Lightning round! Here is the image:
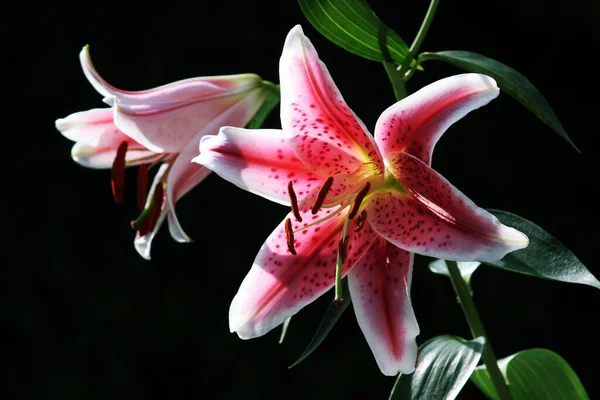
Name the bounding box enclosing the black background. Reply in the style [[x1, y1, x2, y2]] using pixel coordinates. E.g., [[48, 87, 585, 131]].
[[6, 0, 600, 399]]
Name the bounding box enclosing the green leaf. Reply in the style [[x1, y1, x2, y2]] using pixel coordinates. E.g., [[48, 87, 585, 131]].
[[390, 335, 485, 400], [486, 210, 599, 290], [289, 279, 351, 368], [298, 0, 411, 64], [246, 81, 280, 129], [418, 51, 578, 151], [471, 349, 589, 400], [429, 259, 480, 290]]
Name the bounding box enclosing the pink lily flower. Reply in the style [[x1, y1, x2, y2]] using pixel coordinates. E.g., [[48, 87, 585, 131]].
[[56, 46, 267, 259], [195, 25, 529, 376]]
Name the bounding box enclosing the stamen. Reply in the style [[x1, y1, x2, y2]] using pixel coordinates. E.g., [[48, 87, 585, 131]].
[[338, 237, 348, 262], [354, 210, 368, 232], [285, 218, 297, 255], [311, 176, 334, 214], [293, 204, 350, 234], [287, 181, 302, 222], [111, 141, 128, 204], [137, 164, 149, 211], [131, 183, 164, 236], [348, 182, 371, 220]]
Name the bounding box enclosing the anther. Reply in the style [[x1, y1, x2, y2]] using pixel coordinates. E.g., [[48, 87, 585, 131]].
[[348, 182, 371, 220], [285, 218, 297, 255], [353, 210, 368, 232], [287, 181, 302, 222], [137, 164, 149, 211], [311, 176, 334, 214], [338, 237, 348, 262], [111, 141, 128, 204]]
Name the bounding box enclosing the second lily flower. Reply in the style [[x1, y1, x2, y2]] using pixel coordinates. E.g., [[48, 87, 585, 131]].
[[56, 46, 270, 259], [195, 25, 528, 376]]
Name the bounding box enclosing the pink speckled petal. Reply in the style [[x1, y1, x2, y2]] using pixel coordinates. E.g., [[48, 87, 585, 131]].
[[375, 74, 499, 165], [229, 207, 377, 339], [367, 152, 528, 262], [55, 108, 159, 169], [195, 127, 320, 206], [164, 92, 265, 243], [80, 45, 265, 153], [348, 240, 419, 376], [280, 25, 384, 177]]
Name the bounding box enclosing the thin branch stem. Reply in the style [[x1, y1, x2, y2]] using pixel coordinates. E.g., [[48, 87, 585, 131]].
[[445, 260, 513, 400], [383, 62, 407, 101], [398, 0, 440, 76]]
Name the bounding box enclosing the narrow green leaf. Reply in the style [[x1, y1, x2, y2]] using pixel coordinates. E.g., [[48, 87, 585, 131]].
[[418, 51, 578, 151], [289, 279, 351, 368], [486, 210, 599, 289], [471, 349, 589, 400], [429, 259, 480, 290], [246, 81, 280, 129], [390, 335, 485, 400], [298, 0, 410, 64]]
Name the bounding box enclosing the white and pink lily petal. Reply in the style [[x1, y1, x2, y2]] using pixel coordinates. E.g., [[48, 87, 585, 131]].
[[55, 108, 162, 169], [279, 26, 384, 178], [374, 73, 502, 166], [348, 240, 419, 376], [80, 45, 266, 153]]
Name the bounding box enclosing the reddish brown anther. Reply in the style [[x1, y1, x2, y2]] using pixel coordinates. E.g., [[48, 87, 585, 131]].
[[285, 218, 297, 255], [110, 141, 128, 204], [137, 164, 149, 211], [338, 237, 348, 261], [348, 181, 371, 220], [353, 210, 368, 232], [311, 176, 334, 214], [287, 181, 302, 222]]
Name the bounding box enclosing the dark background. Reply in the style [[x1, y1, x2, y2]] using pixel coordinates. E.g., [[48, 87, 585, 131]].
[[6, 0, 599, 399]]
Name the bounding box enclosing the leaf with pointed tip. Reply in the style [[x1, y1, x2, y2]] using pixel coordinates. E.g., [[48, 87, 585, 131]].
[[298, 0, 411, 64], [418, 51, 578, 151], [390, 335, 485, 400], [471, 348, 589, 399], [429, 259, 480, 290], [289, 279, 351, 368], [486, 210, 599, 289], [246, 82, 280, 129]]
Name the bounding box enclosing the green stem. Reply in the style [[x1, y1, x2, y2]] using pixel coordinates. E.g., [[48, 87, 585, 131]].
[[334, 218, 351, 304], [398, 0, 439, 76], [383, 62, 407, 101], [446, 260, 513, 400]]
